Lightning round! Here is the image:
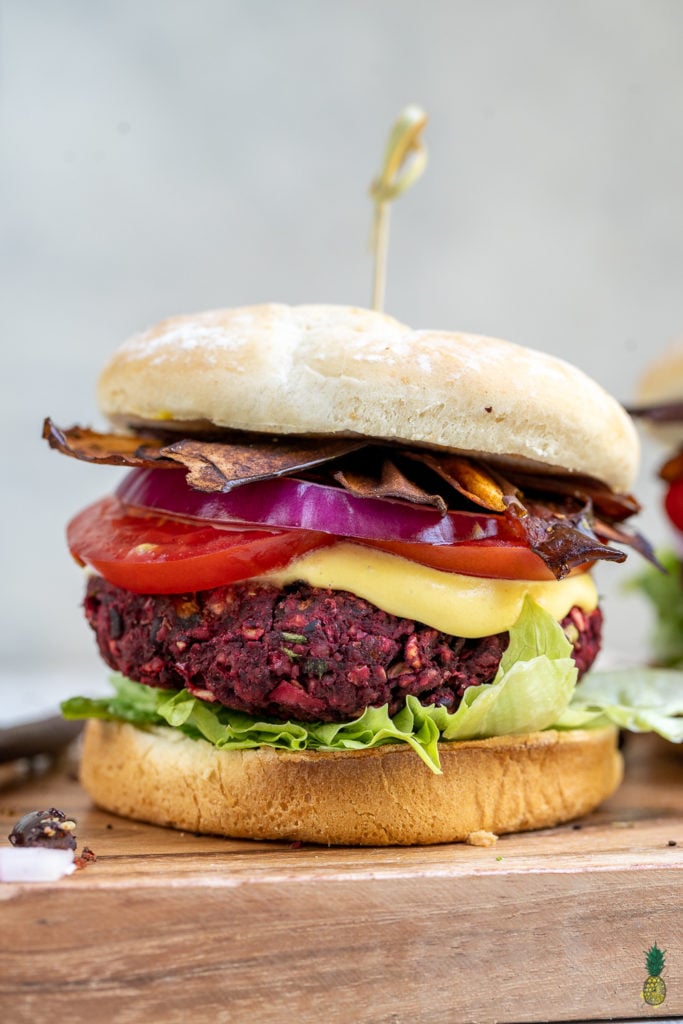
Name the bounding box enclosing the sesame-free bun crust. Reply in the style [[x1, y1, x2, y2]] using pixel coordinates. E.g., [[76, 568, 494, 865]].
[[80, 720, 622, 846], [97, 304, 639, 492]]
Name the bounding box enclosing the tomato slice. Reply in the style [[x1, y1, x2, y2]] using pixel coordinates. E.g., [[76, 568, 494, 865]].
[[665, 478, 683, 533], [363, 537, 555, 581], [67, 494, 554, 594], [67, 497, 334, 594]]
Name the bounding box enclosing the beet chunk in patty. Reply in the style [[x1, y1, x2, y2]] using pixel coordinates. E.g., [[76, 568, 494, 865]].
[[84, 576, 602, 723]]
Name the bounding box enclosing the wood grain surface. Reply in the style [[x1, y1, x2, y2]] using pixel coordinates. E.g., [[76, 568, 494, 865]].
[[1, 732, 682, 1024]]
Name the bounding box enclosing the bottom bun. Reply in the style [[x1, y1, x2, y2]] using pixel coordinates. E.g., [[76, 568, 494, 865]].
[[79, 720, 623, 846]]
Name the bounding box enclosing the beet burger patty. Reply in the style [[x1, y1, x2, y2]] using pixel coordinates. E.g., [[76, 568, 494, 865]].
[[85, 576, 603, 722]]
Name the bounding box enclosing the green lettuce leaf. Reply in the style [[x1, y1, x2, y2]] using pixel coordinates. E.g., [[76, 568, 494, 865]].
[[61, 674, 162, 725], [418, 594, 578, 740], [557, 667, 683, 742], [61, 596, 579, 773], [62, 680, 447, 772], [628, 549, 683, 666]]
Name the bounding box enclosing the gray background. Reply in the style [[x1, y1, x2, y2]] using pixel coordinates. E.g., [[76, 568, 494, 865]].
[[2, 0, 683, 697]]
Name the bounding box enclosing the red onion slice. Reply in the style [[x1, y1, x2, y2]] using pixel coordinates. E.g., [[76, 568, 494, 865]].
[[116, 468, 519, 547]]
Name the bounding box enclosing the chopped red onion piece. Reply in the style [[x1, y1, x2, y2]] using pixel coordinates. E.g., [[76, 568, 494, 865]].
[[0, 847, 75, 882]]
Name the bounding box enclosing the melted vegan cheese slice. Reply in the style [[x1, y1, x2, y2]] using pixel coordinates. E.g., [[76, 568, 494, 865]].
[[262, 542, 598, 638]]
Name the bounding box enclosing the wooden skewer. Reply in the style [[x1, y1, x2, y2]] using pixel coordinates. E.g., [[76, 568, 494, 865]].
[[368, 105, 428, 312]]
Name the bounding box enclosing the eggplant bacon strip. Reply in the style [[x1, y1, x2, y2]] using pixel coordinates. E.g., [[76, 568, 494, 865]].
[[401, 450, 508, 512], [42, 419, 365, 491], [333, 457, 448, 514], [43, 419, 174, 467], [514, 502, 626, 579], [627, 401, 683, 423], [593, 517, 660, 569], [44, 419, 657, 578]]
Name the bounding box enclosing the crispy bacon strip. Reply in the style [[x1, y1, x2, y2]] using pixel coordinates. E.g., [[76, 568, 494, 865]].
[[503, 467, 640, 522], [44, 418, 656, 576], [333, 457, 447, 513], [516, 503, 627, 579], [159, 436, 365, 491], [43, 419, 174, 467], [402, 451, 508, 512], [512, 501, 659, 579], [43, 419, 365, 491]]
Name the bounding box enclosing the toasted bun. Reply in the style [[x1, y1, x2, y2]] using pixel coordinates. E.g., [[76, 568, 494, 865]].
[[97, 304, 638, 492], [80, 720, 622, 846], [636, 335, 683, 446]]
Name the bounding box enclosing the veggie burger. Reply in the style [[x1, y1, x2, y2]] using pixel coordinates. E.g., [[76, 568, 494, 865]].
[[630, 336, 683, 666], [47, 303, 649, 845]]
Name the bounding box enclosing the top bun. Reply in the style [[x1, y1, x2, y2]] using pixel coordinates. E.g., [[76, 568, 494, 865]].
[[636, 335, 683, 447], [98, 304, 639, 492]]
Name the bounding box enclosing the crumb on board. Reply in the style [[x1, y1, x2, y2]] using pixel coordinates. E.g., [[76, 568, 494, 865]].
[[465, 830, 499, 847], [74, 846, 97, 870]]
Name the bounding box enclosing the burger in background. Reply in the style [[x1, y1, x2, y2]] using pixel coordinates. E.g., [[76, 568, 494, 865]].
[[630, 337, 683, 667], [45, 304, 678, 845]]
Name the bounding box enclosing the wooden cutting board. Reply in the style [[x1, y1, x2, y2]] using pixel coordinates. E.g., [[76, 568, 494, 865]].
[[1, 732, 682, 1024]]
